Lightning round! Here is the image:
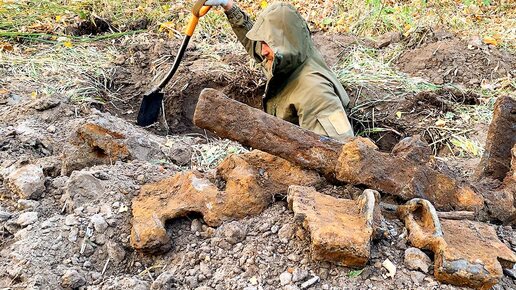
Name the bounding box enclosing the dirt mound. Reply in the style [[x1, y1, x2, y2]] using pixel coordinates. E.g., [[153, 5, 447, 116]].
[[396, 38, 514, 87]]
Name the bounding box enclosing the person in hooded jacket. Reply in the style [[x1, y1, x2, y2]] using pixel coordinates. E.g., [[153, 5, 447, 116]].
[[205, 0, 354, 140]]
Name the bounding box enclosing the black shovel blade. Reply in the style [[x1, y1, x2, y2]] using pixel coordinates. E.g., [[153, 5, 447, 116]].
[[137, 90, 164, 126]]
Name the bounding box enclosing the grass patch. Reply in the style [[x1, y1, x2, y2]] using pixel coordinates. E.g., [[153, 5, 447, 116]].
[[1, 0, 514, 51], [0, 43, 119, 104], [191, 138, 248, 172]]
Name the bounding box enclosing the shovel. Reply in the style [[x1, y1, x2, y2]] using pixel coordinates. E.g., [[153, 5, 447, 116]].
[[137, 0, 211, 126]]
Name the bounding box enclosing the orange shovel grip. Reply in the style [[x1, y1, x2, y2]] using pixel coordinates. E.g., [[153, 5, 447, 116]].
[[185, 5, 211, 36]]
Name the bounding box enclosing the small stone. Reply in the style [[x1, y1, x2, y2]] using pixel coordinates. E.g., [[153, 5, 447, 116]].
[[185, 276, 198, 288], [382, 258, 397, 278], [222, 221, 247, 244], [300, 276, 320, 289], [68, 227, 79, 242], [17, 199, 40, 210], [32, 98, 60, 111], [287, 253, 300, 262], [107, 241, 126, 264], [284, 286, 300, 290], [64, 214, 79, 226], [278, 224, 294, 243], [410, 271, 426, 285], [61, 269, 86, 289], [504, 268, 516, 279], [91, 271, 102, 281], [271, 225, 279, 234], [47, 125, 56, 133], [151, 271, 177, 290], [16, 211, 38, 227], [6, 164, 45, 199], [0, 209, 12, 221], [83, 261, 92, 268], [90, 214, 108, 233], [191, 219, 202, 232], [280, 271, 292, 286], [194, 287, 213, 290], [292, 268, 309, 282], [404, 247, 431, 273]]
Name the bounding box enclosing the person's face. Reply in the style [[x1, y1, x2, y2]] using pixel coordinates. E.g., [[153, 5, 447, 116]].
[[261, 41, 274, 71]]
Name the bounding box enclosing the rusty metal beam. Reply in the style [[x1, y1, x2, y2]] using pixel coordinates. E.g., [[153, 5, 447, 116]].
[[193, 89, 484, 211], [193, 88, 344, 178]]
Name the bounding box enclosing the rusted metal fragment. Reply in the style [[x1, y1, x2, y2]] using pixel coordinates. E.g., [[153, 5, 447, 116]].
[[131, 150, 323, 252], [337, 138, 484, 211], [398, 199, 516, 290], [61, 113, 167, 175], [193, 89, 484, 211], [287, 186, 379, 267], [477, 96, 516, 181], [391, 135, 432, 164], [193, 88, 345, 178]]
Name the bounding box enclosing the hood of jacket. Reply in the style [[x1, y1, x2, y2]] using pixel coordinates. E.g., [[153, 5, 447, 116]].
[[246, 2, 350, 107], [246, 2, 312, 77]]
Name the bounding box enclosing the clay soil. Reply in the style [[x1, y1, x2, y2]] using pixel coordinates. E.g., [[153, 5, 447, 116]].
[[1, 30, 515, 290]]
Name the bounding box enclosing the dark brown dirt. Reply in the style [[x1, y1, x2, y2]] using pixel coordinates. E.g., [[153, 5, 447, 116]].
[[396, 38, 515, 87]]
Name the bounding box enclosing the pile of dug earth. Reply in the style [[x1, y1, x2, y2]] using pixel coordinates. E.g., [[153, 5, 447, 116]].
[[1, 86, 515, 289]]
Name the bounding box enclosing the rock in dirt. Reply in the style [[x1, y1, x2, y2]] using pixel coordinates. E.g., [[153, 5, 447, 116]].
[[61, 269, 86, 289], [151, 271, 177, 290], [31, 97, 61, 111], [101, 276, 149, 290], [222, 221, 247, 244], [292, 268, 309, 282], [404, 247, 431, 273], [90, 213, 108, 233], [278, 223, 295, 243], [398, 198, 516, 289], [382, 258, 397, 278], [6, 164, 45, 199], [279, 271, 292, 285], [0, 208, 12, 221], [131, 150, 322, 252], [107, 241, 126, 264], [61, 171, 104, 211], [300, 276, 320, 289], [61, 112, 169, 175], [477, 96, 516, 181], [15, 211, 38, 227], [287, 186, 379, 267], [375, 31, 402, 49]]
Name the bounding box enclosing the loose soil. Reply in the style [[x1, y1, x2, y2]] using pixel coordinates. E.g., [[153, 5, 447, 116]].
[[397, 38, 514, 88]]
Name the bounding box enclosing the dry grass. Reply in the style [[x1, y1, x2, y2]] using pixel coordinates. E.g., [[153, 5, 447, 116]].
[[1, 0, 514, 50], [0, 43, 119, 103]]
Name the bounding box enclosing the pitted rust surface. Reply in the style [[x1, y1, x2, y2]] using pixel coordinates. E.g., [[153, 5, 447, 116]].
[[76, 123, 130, 159], [287, 186, 379, 267], [193, 89, 484, 211], [477, 96, 516, 181], [131, 150, 323, 252], [336, 138, 484, 211], [193, 88, 345, 179], [398, 199, 516, 290]]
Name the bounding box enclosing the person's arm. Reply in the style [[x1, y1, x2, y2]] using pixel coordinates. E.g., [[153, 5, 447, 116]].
[[223, 3, 263, 62], [205, 0, 262, 62]]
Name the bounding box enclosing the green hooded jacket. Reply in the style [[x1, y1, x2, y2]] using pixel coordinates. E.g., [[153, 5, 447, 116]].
[[225, 2, 353, 139]]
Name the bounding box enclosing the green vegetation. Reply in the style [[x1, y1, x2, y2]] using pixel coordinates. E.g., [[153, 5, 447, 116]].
[[1, 0, 514, 50]]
